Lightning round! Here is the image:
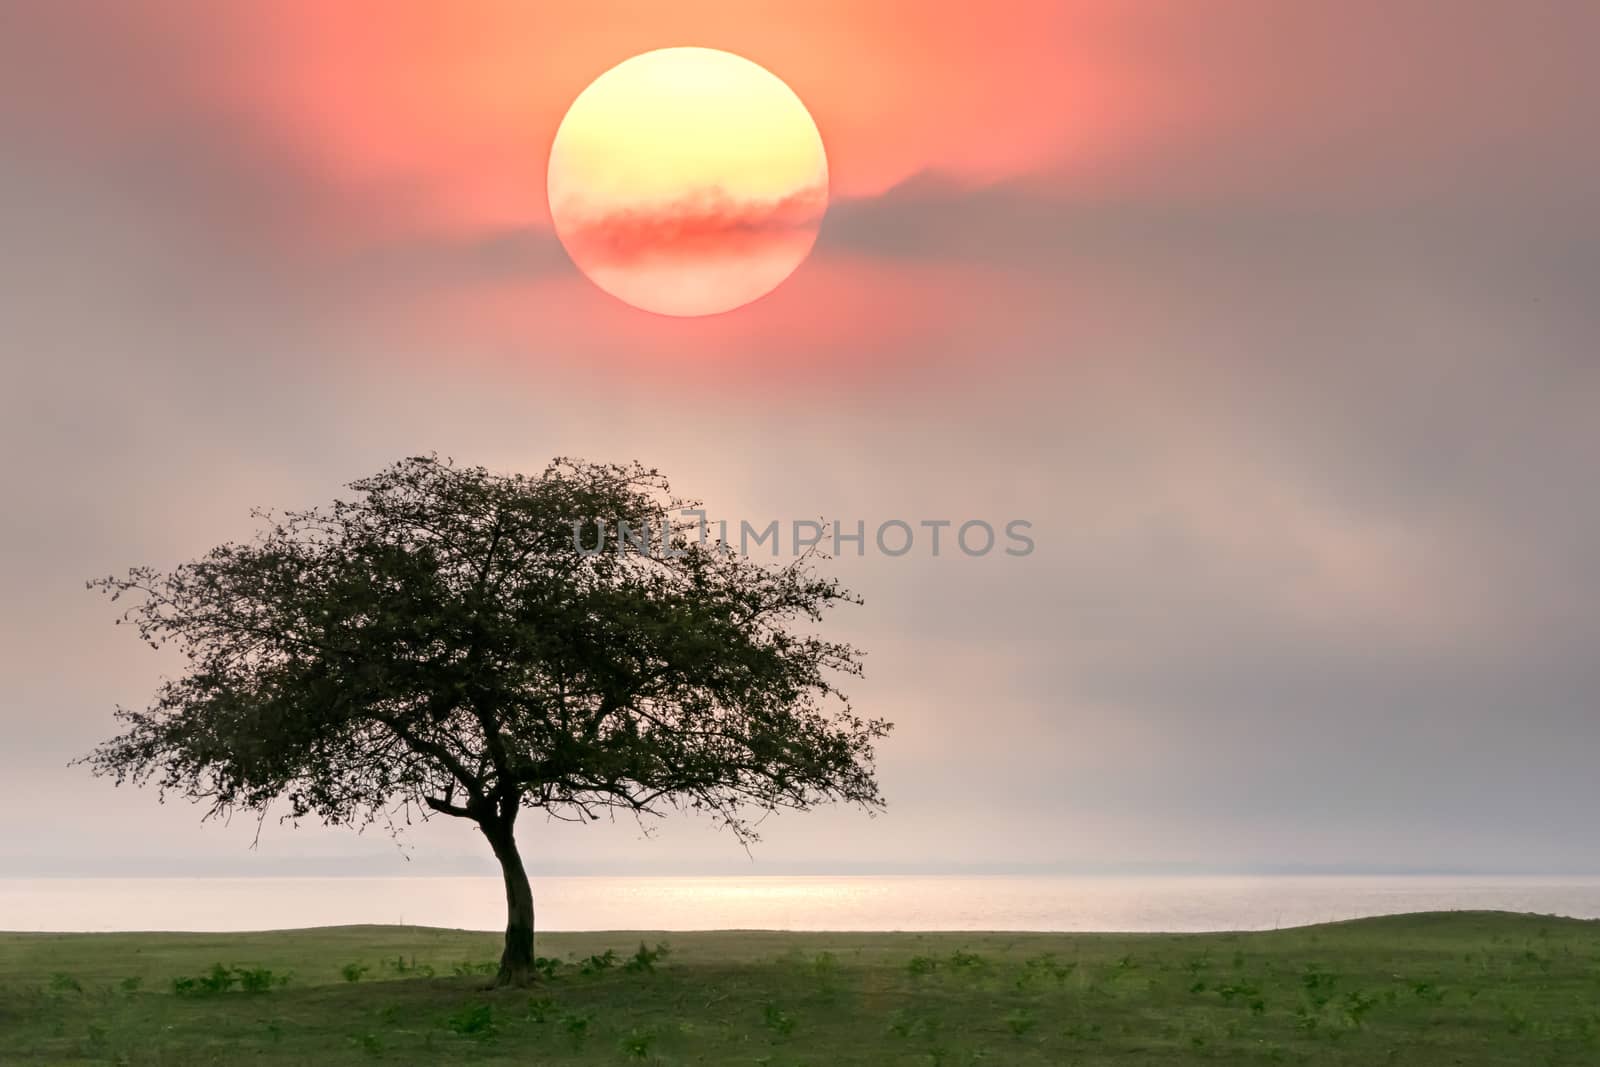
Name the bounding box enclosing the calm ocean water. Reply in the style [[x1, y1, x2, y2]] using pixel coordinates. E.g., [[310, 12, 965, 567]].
[[4, 875, 1600, 933]]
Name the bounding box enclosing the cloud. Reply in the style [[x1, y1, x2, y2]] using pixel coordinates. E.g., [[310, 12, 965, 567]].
[[555, 184, 827, 266]]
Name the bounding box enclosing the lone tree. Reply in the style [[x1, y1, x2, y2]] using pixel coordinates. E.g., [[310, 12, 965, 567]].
[[84, 456, 889, 985]]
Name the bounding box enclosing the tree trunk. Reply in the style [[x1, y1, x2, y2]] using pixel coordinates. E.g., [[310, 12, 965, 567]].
[[481, 816, 536, 986]]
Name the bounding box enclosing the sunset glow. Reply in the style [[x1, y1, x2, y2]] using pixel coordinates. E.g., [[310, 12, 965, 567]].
[[547, 48, 828, 317]]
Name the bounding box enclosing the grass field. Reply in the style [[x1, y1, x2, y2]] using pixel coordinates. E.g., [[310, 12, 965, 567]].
[[2, 911, 1598, 1064]]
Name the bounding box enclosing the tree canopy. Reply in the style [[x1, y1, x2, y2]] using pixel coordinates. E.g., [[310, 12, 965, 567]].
[[84, 456, 890, 982]]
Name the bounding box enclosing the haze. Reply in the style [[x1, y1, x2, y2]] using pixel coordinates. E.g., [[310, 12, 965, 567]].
[[2, 1, 1598, 880]]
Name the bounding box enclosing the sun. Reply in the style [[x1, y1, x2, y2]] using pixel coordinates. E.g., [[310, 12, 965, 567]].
[[547, 48, 829, 317]]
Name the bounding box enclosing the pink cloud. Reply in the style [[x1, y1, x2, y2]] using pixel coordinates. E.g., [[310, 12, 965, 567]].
[[554, 185, 828, 267]]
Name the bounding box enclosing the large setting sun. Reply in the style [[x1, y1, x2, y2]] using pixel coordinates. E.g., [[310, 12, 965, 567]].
[[547, 47, 828, 317]]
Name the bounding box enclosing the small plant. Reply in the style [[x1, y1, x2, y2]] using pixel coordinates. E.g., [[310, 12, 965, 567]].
[[948, 950, 986, 970], [619, 1028, 656, 1059], [624, 941, 671, 974], [526, 996, 555, 1023], [907, 955, 940, 976], [1218, 980, 1261, 1005], [762, 1001, 797, 1039], [1344, 989, 1379, 1027], [580, 948, 619, 974], [172, 963, 239, 996], [173, 964, 287, 995], [235, 966, 287, 993], [48, 972, 83, 994], [886, 1007, 943, 1041], [445, 1002, 497, 1039], [1302, 964, 1338, 1007], [1023, 953, 1076, 984], [560, 1011, 592, 1043], [352, 1032, 383, 1056], [341, 962, 371, 983], [450, 961, 497, 976], [204, 963, 238, 993], [533, 955, 563, 980], [117, 976, 142, 994], [1004, 1008, 1037, 1036], [1063, 1021, 1103, 1042]]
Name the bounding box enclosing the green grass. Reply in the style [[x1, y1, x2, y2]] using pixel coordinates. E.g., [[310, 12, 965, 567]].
[[3, 911, 1599, 1064]]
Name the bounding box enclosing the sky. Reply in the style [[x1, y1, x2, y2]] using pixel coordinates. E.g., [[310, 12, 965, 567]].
[[2, 1, 1598, 879]]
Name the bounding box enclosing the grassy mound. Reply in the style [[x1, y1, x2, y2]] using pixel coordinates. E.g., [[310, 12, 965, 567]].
[[2, 911, 1596, 1064]]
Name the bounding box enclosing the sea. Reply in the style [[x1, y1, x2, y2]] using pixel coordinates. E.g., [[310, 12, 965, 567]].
[[4, 875, 1600, 932]]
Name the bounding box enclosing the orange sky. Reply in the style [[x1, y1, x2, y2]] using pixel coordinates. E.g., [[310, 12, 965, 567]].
[[63, 0, 1580, 293], [168, 1, 1153, 236], [13, 0, 1586, 376]]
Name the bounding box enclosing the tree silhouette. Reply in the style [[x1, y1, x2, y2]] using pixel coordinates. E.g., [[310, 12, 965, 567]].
[[83, 456, 889, 984]]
